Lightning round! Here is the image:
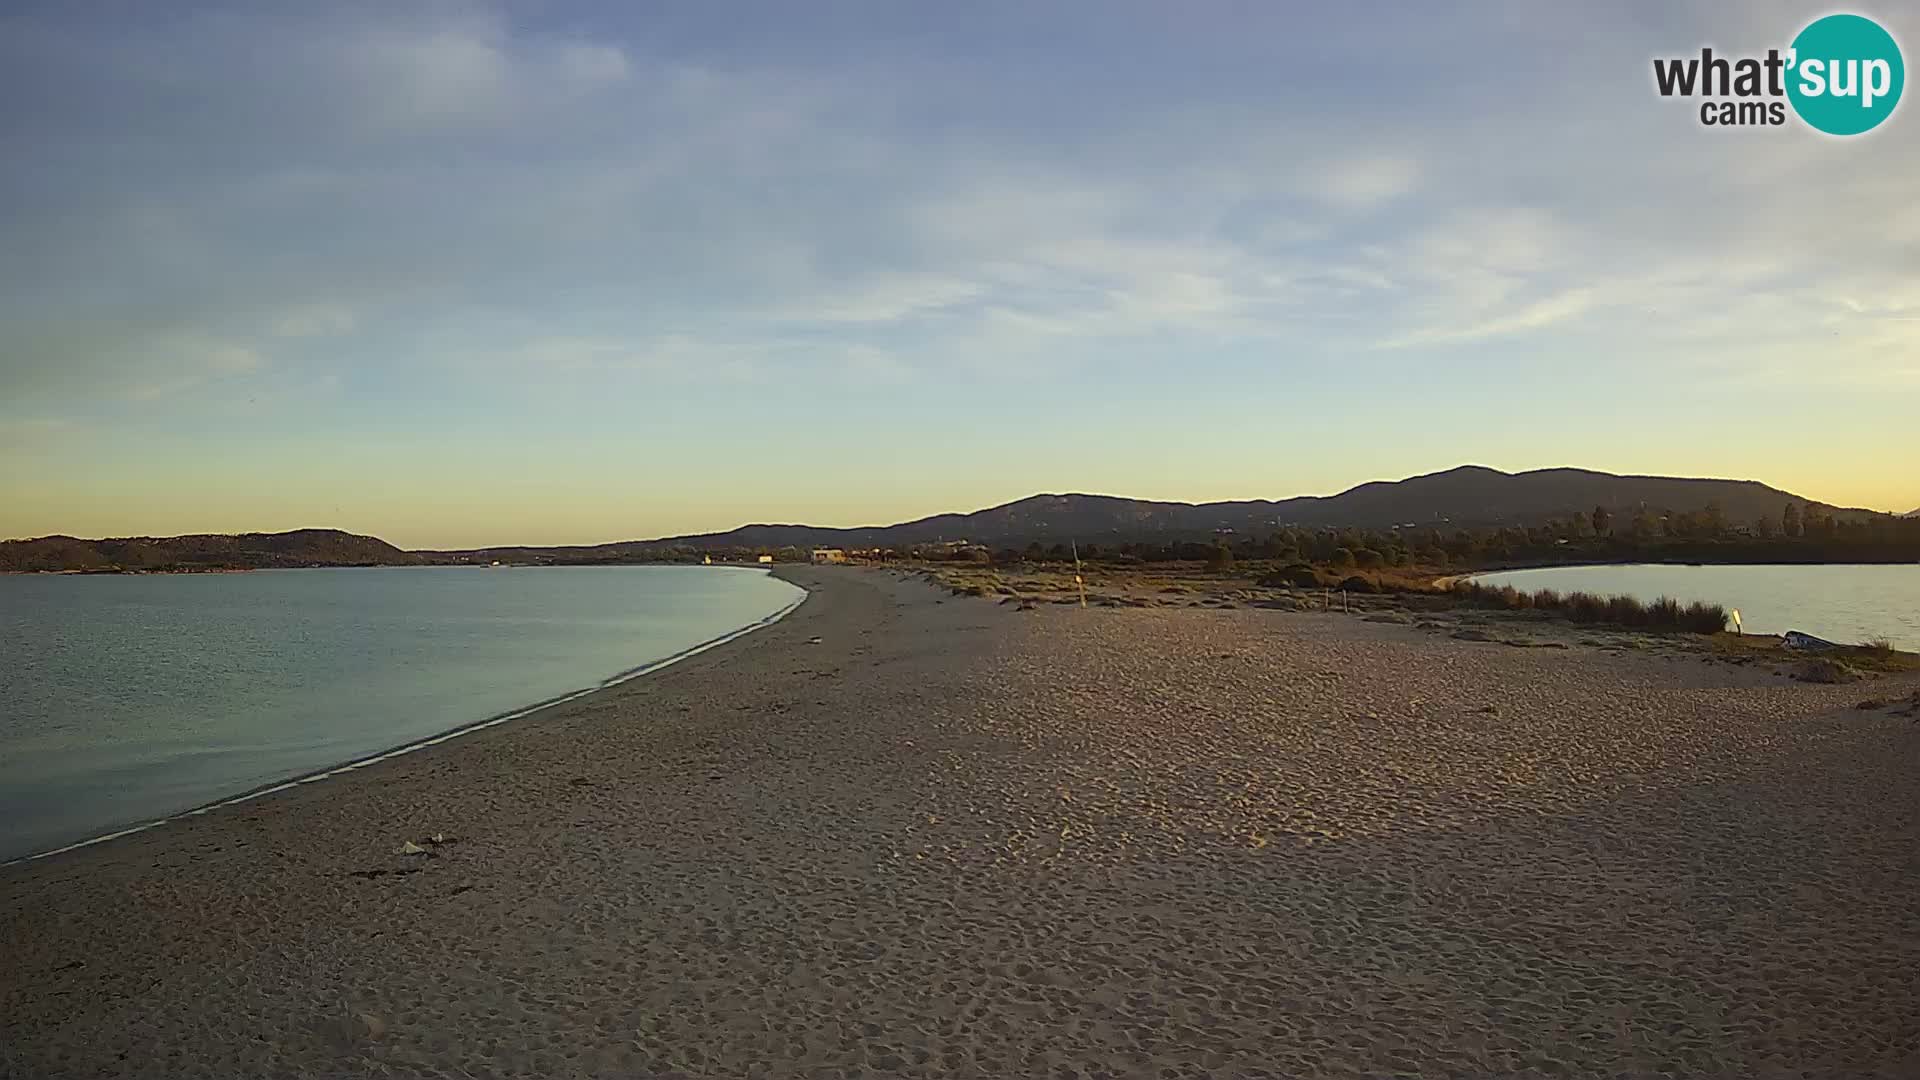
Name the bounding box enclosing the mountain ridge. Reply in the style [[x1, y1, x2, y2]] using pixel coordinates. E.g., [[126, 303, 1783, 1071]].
[[569, 464, 1877, 553], [3, 466, 1892, 570], [0, 529, 417, 572]]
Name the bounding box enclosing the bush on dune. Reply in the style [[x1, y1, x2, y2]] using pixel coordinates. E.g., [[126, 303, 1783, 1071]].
[[1257, 563, 1322, 588], [1452, 581, 1727, 634]]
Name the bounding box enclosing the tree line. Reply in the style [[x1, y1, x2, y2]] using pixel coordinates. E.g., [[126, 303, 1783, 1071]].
[[963, 501, 1920, 570]]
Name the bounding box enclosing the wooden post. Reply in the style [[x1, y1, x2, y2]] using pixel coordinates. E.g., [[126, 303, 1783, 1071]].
[[1071, 540, 1087, 609]]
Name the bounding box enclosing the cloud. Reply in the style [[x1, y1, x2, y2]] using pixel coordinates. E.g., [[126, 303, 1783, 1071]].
[[0, 417, 72, 450], [504, 334, 842, 383], [2, 0, 1919, 441], [125, 338, 267, 401], [1306, 155, 1421, 210], [335, 17, 634, 135], [1382, 288, 1598, 348], [270, 305, 358, 339], [774, 274, 986, 325]]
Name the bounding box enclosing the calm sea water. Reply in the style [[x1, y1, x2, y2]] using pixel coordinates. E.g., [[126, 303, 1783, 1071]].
[[0, 566, 804, 862], [1469, 563, 1920, 650]]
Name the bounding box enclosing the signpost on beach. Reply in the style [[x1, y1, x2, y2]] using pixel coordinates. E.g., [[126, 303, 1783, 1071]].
[[1071, 541, 1087, 608]]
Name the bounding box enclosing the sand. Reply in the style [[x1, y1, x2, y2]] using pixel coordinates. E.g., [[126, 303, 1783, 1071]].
[[4, 567, 1918, 1079]]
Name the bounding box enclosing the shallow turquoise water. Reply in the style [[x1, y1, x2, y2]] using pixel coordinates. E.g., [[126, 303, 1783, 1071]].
[[0, 566, 803, 861], [1469, 563, 1920, 650]]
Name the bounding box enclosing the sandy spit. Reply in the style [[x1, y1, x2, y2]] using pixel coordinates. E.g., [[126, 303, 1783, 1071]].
[[3, 567, 1917, 1079]]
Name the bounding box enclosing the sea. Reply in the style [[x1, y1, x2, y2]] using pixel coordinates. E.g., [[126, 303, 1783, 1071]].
[[1468, 563, 1920, 650], [0, 565, 804, 863]]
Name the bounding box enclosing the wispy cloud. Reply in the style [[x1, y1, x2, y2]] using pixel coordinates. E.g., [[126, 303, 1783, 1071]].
[[126, 338, 266, 401], [771, 274, 986, 325], [1383, 288, 1599, 348], [0, 417, 71, 445], [1305, 154, 1422, 210], [3, 1, 1919, 535], [270, 305, 357, 339]]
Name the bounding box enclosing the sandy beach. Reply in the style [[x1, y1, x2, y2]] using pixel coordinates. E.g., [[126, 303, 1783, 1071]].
[[4, 566, 1918, 1079]]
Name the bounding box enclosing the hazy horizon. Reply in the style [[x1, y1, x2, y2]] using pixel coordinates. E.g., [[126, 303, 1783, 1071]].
[[4, 3, 1916, 548]]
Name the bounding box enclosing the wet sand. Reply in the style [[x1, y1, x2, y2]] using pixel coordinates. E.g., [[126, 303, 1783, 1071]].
[[4, 567, 1918, 1078]]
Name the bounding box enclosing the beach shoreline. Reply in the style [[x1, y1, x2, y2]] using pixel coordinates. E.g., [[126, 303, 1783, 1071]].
[[5, 567, 1918, 1078], [0, 570, 809, 869]]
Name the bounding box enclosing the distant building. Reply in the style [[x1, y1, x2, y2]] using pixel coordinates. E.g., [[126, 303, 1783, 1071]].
[[911, 539, 985, 560], [811, 548, 847, 564], [757, 554, 775, 564]]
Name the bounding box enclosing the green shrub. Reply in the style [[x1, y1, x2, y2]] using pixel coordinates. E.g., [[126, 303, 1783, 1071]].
[[1451, 581, 1726, 634], [1565, 591, 1605, 623], [1677, 601, 1727, 633], [1257, 563, 1321, 588], [1793, 657, 1858, 683]]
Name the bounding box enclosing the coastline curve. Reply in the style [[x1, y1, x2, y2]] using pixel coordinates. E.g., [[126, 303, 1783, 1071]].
[[1, 572, 810, 868]]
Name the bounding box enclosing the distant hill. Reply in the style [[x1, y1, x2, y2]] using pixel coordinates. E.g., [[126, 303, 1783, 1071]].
[[419, 465, 1876, 560], [0, 529, 417, 572], [600, 465, 1873, 552], [8, 467, 1887, 570]]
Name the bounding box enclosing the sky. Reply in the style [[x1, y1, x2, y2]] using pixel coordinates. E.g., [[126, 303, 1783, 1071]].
[[2, 1, 1916, 548]]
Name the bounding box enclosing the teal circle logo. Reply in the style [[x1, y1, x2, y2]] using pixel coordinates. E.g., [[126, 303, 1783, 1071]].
[[1787, 14, 1904, 135]]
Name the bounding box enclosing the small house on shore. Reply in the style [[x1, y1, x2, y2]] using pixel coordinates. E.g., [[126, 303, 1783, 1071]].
[[811, 548, 847, 564]]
